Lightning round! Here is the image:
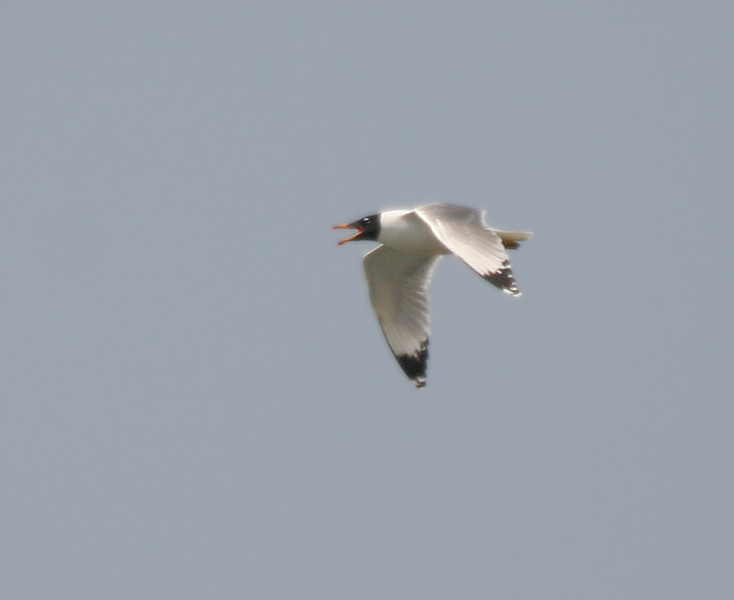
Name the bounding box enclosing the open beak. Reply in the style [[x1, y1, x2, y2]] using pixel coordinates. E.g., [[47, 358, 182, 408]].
[[333, 222, 364, 245]]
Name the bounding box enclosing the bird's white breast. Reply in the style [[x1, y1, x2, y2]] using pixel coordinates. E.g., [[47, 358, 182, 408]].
[[378, 210, 450, 255]]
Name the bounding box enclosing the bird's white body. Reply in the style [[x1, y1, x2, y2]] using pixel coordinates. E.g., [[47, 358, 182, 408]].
[[376, 210, 450, 255]]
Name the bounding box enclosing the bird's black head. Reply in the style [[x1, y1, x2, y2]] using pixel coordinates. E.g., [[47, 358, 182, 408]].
[[333, 213, 381, 245]]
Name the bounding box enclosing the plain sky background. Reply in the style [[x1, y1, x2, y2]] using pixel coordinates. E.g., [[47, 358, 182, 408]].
[[1, 3, 733, 599]]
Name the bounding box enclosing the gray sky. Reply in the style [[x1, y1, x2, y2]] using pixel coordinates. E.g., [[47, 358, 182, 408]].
[[1, 3, 733, 599]]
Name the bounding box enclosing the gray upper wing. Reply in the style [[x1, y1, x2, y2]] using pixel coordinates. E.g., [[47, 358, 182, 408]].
[[363, 245, 440, 388], [414, 203, 522, 296]]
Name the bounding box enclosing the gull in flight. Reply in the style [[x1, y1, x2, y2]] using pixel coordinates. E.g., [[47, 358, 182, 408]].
[[333, 203, 531, 388]]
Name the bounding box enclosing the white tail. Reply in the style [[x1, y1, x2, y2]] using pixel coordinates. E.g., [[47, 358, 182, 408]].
[[495, 230, 533, 250]]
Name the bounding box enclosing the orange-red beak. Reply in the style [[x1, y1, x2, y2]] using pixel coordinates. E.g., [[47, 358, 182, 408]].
[[333, 222, 365, 245]]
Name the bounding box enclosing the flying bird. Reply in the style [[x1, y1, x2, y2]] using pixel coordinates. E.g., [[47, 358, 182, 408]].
[[333, 203, 531, 388]]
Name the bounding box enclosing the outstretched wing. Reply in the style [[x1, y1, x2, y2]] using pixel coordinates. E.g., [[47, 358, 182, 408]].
[[415, 203, 525, 296], [363, 245, 440, 388]]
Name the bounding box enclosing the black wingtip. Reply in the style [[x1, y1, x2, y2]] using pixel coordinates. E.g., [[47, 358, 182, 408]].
[[396, 341, 428, 388], [484, 260, 521, 296]]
